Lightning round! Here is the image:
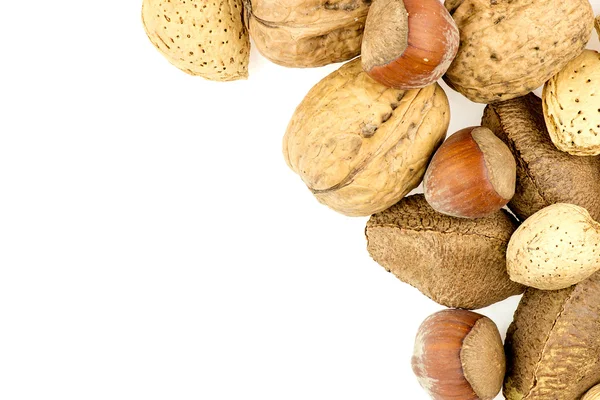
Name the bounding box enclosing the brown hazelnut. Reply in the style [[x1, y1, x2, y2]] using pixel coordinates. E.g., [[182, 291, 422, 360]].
[[412, 309, 505, 400], [423, 126, 516, 219], [584, 384, 600, 400], [361, 0, 459, 89]]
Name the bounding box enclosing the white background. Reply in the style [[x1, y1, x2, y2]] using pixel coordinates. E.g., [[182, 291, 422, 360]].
[[1, 1, 599, 399]]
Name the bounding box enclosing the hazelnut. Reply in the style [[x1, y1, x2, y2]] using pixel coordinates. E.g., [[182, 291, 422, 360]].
[[584, 384, 600, 400], [412, 309, 505, 400], [423, 126, 516, 219], [361, 0, 459, 89]]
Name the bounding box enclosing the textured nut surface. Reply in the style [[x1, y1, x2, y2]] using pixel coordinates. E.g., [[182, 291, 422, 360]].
[[596, 15, 600, 39], [412, 309, 505, 400], [543, 50, 600, 156], [249, 0, 370, 67], [504, 273, 600, 400], [444, 0, 594, 104], [142, 0, 249, 80], [507, 203, 600, 290], [366, 194, 524, 309], [283, 59, 449, 217], [482, 94, 600, 222]]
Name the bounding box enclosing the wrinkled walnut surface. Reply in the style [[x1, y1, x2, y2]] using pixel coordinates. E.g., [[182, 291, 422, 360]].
[[284, 59, 449, 217]]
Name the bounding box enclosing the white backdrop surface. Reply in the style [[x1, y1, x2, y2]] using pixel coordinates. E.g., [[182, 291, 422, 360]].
[[1, 1, 600, 399]]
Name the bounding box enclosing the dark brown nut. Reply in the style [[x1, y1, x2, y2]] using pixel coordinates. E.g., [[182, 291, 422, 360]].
[[361, 0, 459, 89], [248, 0, 370, 67], [365, 194, 524, 309], [423, 126, 516, 218], [481, 93, 600, 221], [504, 272, 600, 400], [444, 0, 594, 103], [413, 309, 505, 400]]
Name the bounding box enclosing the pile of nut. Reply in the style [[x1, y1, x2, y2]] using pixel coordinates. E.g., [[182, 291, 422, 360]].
[[142, 0, 600, 399]]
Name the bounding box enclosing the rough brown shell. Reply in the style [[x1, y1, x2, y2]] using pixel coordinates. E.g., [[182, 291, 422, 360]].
[[248, 0, 370, 67], [481, 93, 600, 222], [365, 194, 524, 309], [506, 203, 600, 291], [504, 272, 600, 400], [283, 59, 450, 217], [444, 0, 594, 104], [543, 50, 600, 156], [142, 0, 250, 80]]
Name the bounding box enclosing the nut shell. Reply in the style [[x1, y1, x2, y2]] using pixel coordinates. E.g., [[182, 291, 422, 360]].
[[482, 94, 600, 222], [142, 0, 250, 80], [424, 126, 516, 218], [248, 0, 370, 67], [412, 309, 505, 400], [444, 0, 594, 103], [361, 0, 459, 89], [366, 194, 524, 309], [507, 203, 600, 290], [504, 274, 600, 400], [543, 50, 600, 156], [584, 384, 600, 400], [283, 59, 449, 217]]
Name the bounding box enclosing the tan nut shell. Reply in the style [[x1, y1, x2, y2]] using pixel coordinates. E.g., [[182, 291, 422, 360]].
[[504, 275, 600, 400], [543, 50, 600, 156], [248, 0, 369, 67], [444, 0, 594, 104], [584, 384, 600, 400], [507, 203, 600, 290], [142, 0, 250, 80], [283, 59, 450, 217], [596, 16, 600, 40]]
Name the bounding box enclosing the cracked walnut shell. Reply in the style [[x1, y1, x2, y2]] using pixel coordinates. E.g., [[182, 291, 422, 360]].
[[283, 59, 450, 217]]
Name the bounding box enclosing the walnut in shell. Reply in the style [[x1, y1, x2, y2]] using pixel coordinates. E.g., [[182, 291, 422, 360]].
[[283, 59, 450, 217], [444, 0, 594, 103], [543, 50, 600, 156], [504, 274, 600, 400], [366, 194, 524, 309], [482, 94, 600, 222], [507, 203, 600, 291], [248, 0, 370, 67], [142, 0, 249, 80]]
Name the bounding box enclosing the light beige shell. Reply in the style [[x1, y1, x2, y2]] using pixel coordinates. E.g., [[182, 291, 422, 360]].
[[283, 59, 450, 217], [507, 203, 600, 290], [444, 0, 594, 104], [543, 50, 600, 156], [248, 0, 370, 67], [584, 384, 600, 400], [142, 0, 250, 81], [596, 16, 600, 40]]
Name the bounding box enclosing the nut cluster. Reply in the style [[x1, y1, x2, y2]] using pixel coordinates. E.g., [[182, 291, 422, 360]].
[[144, 1, 600, 399]]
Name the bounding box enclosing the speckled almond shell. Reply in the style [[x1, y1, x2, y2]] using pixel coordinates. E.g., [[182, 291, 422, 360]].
[[365, 194, 524, 309], [504, 273, 600, 400], [482, 94, 600, 222], [283, 59, 450, 217], [142, 0, 249, 80], [248, 0, 370, 67], [543, 50, 600, 156], [444, 0, 594, 104], [507, 203, 600, 291]]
